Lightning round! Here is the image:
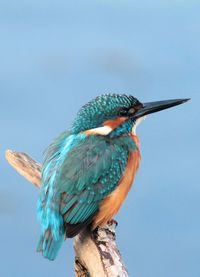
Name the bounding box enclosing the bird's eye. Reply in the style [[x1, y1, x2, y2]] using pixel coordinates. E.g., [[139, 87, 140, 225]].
[[128, 107, 135, 114]]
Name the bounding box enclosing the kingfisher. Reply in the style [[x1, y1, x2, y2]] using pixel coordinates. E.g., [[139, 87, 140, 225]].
[[37, 93, 189, 260]]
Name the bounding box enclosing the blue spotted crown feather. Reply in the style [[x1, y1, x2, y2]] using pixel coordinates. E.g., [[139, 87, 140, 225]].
[[72, 93, 139, 133]]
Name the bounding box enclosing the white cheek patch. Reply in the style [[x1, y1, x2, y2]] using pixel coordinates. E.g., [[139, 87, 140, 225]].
[[132, 116, 146, 134], [85, 125, 113, 136]]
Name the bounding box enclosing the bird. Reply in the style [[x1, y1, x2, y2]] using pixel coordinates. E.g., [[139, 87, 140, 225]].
[[37, 93, 189, 260]]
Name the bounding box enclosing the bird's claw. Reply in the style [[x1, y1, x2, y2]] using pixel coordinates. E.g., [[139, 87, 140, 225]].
[[107, 219, 118, 227]]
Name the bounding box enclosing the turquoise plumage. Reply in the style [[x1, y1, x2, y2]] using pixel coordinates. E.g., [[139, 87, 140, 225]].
[[37, 93, 188, 260], [37, 131, 136, 260]]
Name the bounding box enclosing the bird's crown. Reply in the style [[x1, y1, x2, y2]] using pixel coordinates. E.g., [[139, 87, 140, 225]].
[[71, 93, 141, 133]]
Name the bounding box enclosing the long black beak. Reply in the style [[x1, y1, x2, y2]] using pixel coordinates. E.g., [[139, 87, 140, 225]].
[[134, 98, 190, 119]]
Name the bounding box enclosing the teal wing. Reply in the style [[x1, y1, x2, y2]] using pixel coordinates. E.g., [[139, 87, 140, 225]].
[[37, 133, 136, 260], [38, 130, 71, 205], [57, 135, 135, 237]]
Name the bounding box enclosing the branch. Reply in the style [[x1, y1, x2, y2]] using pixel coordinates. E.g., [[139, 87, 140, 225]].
[[5, 150, 41, 188], [5, 149, 129, 277]]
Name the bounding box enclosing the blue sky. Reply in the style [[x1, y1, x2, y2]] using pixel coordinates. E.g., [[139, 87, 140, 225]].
[[0, 1, 200, 276]]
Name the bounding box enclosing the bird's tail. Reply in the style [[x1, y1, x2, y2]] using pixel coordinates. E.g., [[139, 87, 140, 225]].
[[36, 229, 64, 261]]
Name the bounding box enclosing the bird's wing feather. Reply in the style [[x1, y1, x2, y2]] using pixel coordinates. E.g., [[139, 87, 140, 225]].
[[39, 130, 71, 203], [38, 133, 136, 238], [56, 135, 136, 236]]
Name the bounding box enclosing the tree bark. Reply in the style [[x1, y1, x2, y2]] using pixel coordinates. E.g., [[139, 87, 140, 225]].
[[5, 149, 129, 277]]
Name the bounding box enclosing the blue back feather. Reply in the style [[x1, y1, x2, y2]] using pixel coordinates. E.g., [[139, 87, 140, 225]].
[[37, 131, 86, 259]]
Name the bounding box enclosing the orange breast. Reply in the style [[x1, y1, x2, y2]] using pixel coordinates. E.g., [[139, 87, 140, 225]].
[[92, 135, 141, 229]]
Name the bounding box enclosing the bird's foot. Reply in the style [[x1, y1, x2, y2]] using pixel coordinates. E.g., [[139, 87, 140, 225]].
[[107, 219, 118, 227]]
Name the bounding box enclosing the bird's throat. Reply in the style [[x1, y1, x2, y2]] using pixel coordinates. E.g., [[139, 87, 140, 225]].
[[132, 116, 146, 134]]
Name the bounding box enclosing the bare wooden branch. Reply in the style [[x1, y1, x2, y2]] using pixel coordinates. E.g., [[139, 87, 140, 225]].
[[74, 223, 129, 277], [5, 149, 129, 277], [5, 150, 41, 188]]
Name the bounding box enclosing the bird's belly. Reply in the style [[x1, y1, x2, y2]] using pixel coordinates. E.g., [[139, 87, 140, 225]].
[[92, 146, 141, 229]]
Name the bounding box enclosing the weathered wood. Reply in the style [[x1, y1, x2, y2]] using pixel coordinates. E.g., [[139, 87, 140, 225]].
[[5, 150, 41, 188], [5, 149, 129, 276], [74, 222, 129, 277]]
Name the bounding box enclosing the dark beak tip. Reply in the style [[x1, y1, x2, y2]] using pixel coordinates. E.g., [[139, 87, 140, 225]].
[[182, 98, 191, 103], [169, 98, 191, 105]]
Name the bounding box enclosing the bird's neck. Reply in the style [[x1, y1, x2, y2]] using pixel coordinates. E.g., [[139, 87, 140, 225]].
[[109, 120, 140, 150], [108, 119, 135, 138], [80, 118, 140, 151]]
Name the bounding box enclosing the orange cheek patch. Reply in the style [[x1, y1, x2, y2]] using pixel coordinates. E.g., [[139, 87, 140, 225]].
[[103, 117, 128, 129], [83, 117, 128, 136]]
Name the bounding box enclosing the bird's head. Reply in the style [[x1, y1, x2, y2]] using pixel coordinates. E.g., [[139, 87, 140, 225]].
[[71, 93, 189, 136]]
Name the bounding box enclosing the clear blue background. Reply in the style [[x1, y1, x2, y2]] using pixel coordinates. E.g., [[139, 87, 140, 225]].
[[1, 1, 199, 276]]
